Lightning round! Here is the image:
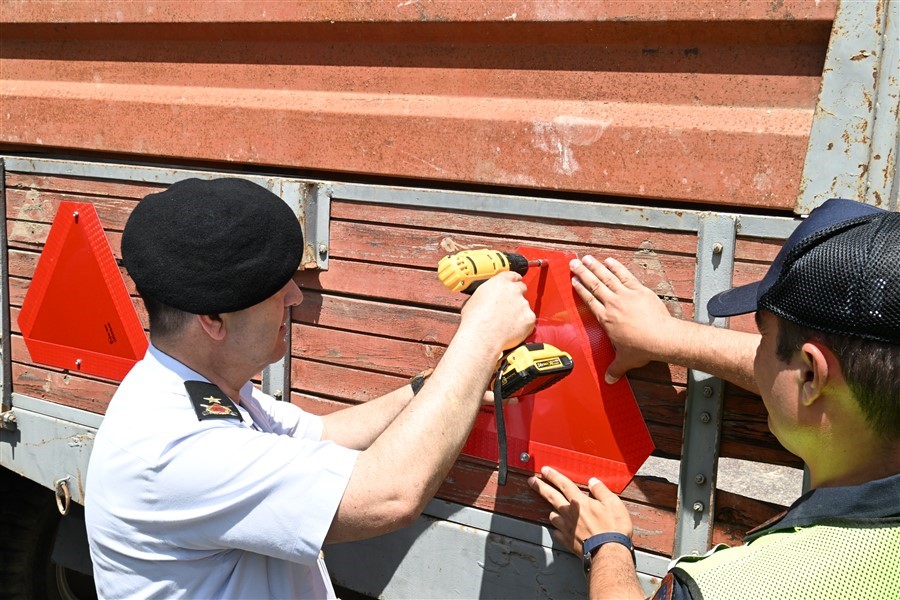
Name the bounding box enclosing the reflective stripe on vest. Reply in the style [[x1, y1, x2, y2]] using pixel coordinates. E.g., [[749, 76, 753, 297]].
[[672, 524, 900, 600]]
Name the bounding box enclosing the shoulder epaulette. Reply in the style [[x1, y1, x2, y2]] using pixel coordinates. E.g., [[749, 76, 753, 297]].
[[184, 380, 243, 422]]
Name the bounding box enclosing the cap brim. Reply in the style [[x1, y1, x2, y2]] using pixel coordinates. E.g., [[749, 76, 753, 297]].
[[707, 282, 760, 318]]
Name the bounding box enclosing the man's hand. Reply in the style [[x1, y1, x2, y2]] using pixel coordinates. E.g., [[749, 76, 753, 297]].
[[571, 254, 762, 394], [460, 271, 535, 354], [528, 466, 633, 556], [570, 255, 676, 384]]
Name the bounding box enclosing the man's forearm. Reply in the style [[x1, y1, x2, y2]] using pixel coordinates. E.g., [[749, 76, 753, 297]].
[[658, 318, 760, 395], [320, 384, 416, 450], [588, 543, 645, 600]]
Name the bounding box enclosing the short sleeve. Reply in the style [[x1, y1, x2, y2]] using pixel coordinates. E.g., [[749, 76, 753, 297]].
[[244, 385, 324, 441]]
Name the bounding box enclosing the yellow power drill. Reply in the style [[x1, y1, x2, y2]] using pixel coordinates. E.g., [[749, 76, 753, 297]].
[[438, 249, 572, 484], [438, 249, 548, 294]]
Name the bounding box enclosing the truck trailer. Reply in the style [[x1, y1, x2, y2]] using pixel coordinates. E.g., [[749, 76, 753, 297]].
[[1, 0, 897, 598]]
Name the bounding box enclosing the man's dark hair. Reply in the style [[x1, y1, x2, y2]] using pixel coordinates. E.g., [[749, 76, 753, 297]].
[[140, 293, 194, 339], [775, 316, 900, 440]]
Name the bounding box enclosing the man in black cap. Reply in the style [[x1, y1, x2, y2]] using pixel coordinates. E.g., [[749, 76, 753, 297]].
[[529, 198, 900, 599], [84, 177, 535, 599]]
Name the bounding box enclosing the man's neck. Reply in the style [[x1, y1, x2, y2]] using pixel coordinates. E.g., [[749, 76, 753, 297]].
[[152, 336, 249, 405], [807, 438, 900, 489]]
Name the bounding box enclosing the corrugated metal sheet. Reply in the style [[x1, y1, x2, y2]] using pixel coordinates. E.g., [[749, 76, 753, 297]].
[[2, 0, 837, 208]]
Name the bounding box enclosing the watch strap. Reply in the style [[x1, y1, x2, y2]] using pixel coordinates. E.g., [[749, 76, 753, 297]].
[[582, 532, 635, 574], [409, 368, 433, 395]]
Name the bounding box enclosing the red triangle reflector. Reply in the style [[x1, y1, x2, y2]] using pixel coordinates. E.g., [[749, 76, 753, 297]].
[[461, 247, 654, 493], [18, 201, 148, 381]]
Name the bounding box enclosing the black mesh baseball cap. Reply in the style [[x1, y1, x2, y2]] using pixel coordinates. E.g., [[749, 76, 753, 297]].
[[708, 198, 900, 344]]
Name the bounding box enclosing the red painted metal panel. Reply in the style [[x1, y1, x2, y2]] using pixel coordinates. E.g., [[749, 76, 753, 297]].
[[0, 1, 838, 23], [1, 2, 836, 209]]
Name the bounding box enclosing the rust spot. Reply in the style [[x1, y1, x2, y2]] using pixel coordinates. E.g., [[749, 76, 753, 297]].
[[827, 143, 834, 151], [642, 48, 659, 55], [850, 51, 870, 61], [683, 48, 699, 57]]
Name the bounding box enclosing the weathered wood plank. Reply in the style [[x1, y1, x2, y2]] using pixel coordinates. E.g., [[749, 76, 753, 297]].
[[11, 359, 116, 414], [292, 291, 460, 346], [292, 323, 444, 377], [291, 358, 407, 402], [6, 172, 164, 200]]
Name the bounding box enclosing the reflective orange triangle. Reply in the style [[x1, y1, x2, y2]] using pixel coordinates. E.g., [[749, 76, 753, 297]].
[[462, 247, 654, 493], [18, 201, 148, 381]]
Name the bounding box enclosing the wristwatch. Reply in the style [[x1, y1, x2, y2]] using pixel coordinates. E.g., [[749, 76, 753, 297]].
[[582, 532, 635, 575]]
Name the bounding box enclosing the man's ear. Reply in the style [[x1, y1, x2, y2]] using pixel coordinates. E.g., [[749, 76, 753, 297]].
[[196, 313, 226, 341], [798, 341, 832, 407]]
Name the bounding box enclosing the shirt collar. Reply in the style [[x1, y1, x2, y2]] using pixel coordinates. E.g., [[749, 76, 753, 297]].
[[145, 344, 256, 403], [746, 472, 900, 541]]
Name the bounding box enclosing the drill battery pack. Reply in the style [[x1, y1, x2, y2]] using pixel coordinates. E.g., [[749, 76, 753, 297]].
[[499, 342, 574, 399]]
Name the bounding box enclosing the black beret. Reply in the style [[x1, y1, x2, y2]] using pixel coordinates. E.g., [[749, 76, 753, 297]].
[[122, 177, 304, 314]]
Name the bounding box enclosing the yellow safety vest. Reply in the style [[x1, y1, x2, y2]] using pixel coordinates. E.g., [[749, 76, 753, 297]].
[[672, 523, 900, 599]]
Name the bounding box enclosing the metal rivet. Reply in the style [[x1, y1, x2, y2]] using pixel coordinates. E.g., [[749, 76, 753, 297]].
[[700, 411, 711, 424], [273, 390, 283, 400], [318, 244, 328, 258], [703, 386, 713, 398], [74, 359, 82, 368], [695, 473, 706, 484], [519, 452, 530, 463], [712, 242, 723, 254], [693, 501, 704, 512], [690, 550, 700, 556], [72, 211, 79, 222]]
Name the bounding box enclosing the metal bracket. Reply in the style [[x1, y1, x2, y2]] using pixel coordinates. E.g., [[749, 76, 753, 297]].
[[261, 335, 291, 403], [302, 182, 332, 270], [673, 213, 736, 558]]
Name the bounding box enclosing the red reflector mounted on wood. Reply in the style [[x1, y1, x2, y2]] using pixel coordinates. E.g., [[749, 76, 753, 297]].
[[18, 201, 148, 381], [461, 247, 654, 493]]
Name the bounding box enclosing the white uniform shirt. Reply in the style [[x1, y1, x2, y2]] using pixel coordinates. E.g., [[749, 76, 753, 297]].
[[85, 345, 359, 599]]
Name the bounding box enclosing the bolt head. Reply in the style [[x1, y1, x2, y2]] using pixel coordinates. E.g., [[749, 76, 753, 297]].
[[700, 411, 711, 424], [519, 452, 531, 463], [694, 474, 706, 484], [693, 501, 704, 512]]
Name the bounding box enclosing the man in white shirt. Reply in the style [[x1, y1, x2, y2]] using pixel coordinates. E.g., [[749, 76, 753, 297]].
[[85, 177, 535, 598]]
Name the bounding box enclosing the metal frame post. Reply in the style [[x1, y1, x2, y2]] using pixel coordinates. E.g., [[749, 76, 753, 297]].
[[673, 214, 736, 557], [0, 159, 12, 416]]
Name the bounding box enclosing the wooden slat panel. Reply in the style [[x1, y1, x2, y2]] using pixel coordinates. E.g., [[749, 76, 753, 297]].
[[4, 168, 799, 563], [292, 324, 444, 377], [6, 172, 164, 200], [293, 291, 460, 346]]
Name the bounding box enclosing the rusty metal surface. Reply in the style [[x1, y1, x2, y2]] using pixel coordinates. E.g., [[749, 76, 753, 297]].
[[1, 1, 837, 208], [796, 0, 899, 213]]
